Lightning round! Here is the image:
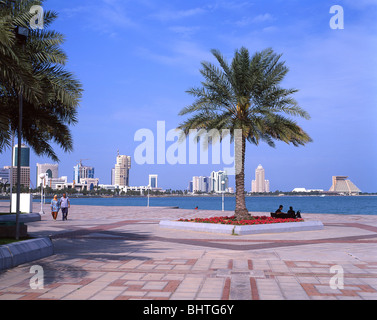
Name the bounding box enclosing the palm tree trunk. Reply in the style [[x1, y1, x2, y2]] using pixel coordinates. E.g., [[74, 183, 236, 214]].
[[234, 134, 250, 220]]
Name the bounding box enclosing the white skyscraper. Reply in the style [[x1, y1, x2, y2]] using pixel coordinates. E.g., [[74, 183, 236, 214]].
[[114, 152, 131, 187], [210, 170, 228, 193], [192, 176, 209, 193], [251, 164, 270, 193]]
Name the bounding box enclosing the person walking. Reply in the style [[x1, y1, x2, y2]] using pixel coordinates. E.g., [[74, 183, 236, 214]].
[[60, 193, 70, 221], [50, 195, 60, 221]]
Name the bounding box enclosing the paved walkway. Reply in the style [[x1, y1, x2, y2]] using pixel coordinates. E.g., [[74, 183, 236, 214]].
[[1, 202, 377, 300]]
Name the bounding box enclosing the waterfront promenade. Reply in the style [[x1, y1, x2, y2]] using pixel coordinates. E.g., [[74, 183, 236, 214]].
[[1, 202, 377, 300]]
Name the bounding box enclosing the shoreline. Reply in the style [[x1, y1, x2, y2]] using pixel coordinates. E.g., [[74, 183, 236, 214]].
[[1, 193, 377, 201], [1, 200, 377, 217], [43, 203, 377, 220]]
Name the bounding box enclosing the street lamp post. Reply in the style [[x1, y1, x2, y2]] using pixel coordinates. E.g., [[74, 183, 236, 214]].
[[9, 133, 14, 214], [39, 174, 46, 215], [221, 180, 225, 212], [14, 25, 29, 240]]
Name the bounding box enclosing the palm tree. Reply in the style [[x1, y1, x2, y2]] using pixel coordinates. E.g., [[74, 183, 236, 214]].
[[0, 0, 82, 161], [178, 47, 312, 220]]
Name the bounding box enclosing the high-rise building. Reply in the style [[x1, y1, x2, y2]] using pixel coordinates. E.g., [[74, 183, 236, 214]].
[[13, 144, 30, 167], [251, 164, 270, 193], [192, 176, 209, 193], [329, 176, 361, 195], [36, 163, 59, 187], [5, 144, 31, 188], [210, 170, 228, 193], [114, 152, 131, 187], [73, 162, 94, 184], [4, 166, 30, 188], [111, 168, 115, 185], [149, 174, 158, 189]]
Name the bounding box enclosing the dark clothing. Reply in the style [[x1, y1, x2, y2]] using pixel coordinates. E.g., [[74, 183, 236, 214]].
[[61, 207, 69, 220], [287, 209, 295, 215]]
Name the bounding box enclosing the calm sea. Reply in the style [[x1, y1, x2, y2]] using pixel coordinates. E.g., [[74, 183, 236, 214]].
[[31, 195, 377, 216]]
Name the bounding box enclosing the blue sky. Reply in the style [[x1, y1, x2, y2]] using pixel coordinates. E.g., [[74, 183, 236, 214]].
[[1, 0, 377, 192]]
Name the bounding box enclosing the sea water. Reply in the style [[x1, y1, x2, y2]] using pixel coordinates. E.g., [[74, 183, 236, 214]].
[[30, 195, 377, 215]]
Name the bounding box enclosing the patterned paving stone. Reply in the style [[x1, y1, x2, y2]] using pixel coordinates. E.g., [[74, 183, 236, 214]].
[[0, 203, 377, 300]]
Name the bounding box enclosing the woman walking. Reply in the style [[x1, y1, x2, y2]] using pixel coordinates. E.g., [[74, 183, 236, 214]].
[[50, 195, 60, 221]]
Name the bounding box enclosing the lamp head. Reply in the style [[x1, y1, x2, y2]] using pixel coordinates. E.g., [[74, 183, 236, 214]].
[[15, 26, 29, 40]]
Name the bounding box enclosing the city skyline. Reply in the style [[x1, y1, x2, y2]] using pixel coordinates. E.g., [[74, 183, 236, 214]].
[[3, 149, 364, 194], [0, 1, 376, 192], [0, 150, 366, 194]]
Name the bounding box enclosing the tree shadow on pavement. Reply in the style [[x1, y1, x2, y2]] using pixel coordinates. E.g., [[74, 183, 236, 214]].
[[39, 228, 165, 286]]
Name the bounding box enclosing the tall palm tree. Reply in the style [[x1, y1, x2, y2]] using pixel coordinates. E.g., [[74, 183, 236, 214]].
[[0, 0, 82, 161], [178, 47, 312, 220]]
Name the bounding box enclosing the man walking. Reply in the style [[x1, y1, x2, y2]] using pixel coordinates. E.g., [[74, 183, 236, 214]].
[[60, 193, 70, 221]]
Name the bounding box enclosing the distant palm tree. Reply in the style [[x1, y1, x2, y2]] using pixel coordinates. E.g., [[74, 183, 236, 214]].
[[178, 47, 312, 220], [0, 0, 82, 161]]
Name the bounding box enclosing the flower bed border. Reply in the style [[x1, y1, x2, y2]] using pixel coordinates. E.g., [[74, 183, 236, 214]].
[[178, 215, 304, 226], [159, 216, 324, 235]]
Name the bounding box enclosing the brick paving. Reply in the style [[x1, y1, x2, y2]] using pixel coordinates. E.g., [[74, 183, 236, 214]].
[[1, 202, 377, 300]]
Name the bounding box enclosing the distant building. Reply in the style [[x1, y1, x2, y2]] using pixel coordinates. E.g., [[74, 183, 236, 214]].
[[0, 168, 10, 184], [111, 168, 115, 185], [49, 176, 68, 190], [292, 188, 307, 192], [149, 174, 158, 189], [114, 152, 131, 187], [210, 170, 228, 193], [7, 144, 30, 188], [73, 161, 94, 184], [123, 185, 150, 194], [36, 163, 59, 187], [4, 166, 30, 188], [13, 144, 30, 167], [292, 188, 324, 193], [80, 178, 99, 191], [251, 164, 270, 193], [99, 184, 117, 192], [192, 176, 209, 193], [329, 176, 361, 195]]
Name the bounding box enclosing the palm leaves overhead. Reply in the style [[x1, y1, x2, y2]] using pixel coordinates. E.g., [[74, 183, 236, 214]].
[[178, 47, 312, 219], [0, 0, 82, 161]]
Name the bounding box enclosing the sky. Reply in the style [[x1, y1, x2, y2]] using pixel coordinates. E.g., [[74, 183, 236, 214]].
[[1, 0, 377, 192]]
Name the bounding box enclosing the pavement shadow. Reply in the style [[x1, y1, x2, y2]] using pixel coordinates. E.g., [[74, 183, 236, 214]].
[[38, 228, 161, 286]]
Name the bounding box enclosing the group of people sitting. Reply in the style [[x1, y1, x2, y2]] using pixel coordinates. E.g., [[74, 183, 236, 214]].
[[271, 205, 302, 219]]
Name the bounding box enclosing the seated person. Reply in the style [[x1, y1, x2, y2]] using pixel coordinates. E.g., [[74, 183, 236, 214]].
[[287, 206, 295, 216], [287, 206, 302, 218], [275, 205, 284, 214]]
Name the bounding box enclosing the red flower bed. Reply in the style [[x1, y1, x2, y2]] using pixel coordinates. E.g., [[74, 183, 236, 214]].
[[178, 215, 303, 225]]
